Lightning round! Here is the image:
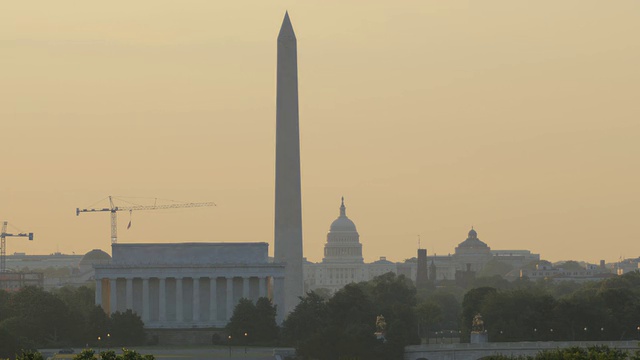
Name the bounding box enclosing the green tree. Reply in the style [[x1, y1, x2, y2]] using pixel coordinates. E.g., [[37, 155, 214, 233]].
[[225, 298, 257, 344], [253, 297, 279, 344], [281, 291, 329, 352], [4, 286, 71, 346], [461, 287, 497, 341], [0, 327, 18, 359], [87, 306, 110, 346], [415, 301, 443, 341], [325, 284, 380, 360], [423, 289, 461, 330], [15, 351, 43, 360], [110, 310, 145, 346]]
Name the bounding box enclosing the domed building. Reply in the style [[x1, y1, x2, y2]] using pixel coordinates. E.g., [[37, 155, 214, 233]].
[[78, 249, 112, 273], [453, 228, 493, 272], [304, 198, 398, 294], [426, 228, 540, 283], [323, 197, 363, 264]]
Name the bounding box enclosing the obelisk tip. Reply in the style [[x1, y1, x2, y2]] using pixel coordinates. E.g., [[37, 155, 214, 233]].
[[278, 11, 296, 40]]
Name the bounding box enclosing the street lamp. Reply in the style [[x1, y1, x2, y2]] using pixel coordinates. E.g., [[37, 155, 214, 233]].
[[97, 336, 101, 355], [637, 326, 640, 340], [550, 328, 554, 341], [534, 328, 537, 341], [244, 332, 248, 353], [228, 335, 232, 357], [106, 333, 111, 350]]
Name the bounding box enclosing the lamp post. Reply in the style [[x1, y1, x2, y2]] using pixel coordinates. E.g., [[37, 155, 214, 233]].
[[584, 327, 588, 341], [534, 328, 537, 341], [600, 327, 604, 341], [106, 333, 111, 350], [550, 328, 554, 341], [637, 326, 640, 340], [228, 335, 232, 357], [244, 332, 248, 354], [97, 336, 101, 355]]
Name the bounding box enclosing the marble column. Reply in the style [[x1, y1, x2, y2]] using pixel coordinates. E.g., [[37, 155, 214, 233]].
[[259, 277, 267, 298], [242, 277, 250, 299], [142, 278, 150, 323], [159, 278, 166, 322], [176, 278, 183, 322], [193, 277, 200, 322], [209, 277, 217, 322], [125, 278, 133, 310], [226, 277, 233, 321], [109, 279, 117, 314], [95, 279, 102, 307]]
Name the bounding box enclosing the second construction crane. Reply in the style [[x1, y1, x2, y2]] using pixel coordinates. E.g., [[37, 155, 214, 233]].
[[1, 221, 34, 273], [76, 196, 216, 244]]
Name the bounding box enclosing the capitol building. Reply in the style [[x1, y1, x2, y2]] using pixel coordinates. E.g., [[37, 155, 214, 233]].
[[303, 198, 397, 293], [304, 199, 540, 293]]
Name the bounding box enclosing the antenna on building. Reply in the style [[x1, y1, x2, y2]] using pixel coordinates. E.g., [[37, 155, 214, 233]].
[[417, 234, 421, 249]]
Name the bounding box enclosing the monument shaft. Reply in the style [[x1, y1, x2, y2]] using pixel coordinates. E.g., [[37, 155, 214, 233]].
[[274, 12, 303, 316]]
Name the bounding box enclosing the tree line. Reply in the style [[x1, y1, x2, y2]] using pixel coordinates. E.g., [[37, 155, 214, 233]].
[[461, 272, 640, 342], [0, 286, 145, 359]]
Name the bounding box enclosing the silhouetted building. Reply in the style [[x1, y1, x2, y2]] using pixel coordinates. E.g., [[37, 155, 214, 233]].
[[416, 249, 429, 289]]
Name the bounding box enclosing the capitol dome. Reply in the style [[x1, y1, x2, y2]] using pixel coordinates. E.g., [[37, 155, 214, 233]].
[[322, 197, 363, 263], [329, 201, 357, 232]]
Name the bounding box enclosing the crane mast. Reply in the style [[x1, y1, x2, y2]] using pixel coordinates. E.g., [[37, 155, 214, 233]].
[[76, 196, 216, 244], [1, 221, 34, 273]]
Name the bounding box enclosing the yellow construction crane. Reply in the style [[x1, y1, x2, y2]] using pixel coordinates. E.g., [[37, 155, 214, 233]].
[[1, 221, 34, 273], [76, 196, 216, 244]]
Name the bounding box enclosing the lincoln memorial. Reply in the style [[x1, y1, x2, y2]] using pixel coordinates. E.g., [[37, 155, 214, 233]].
[[93, 242, 285, 328]]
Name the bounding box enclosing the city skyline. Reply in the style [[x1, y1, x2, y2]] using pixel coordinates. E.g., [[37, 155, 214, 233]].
[[2, 2, 640, 264]]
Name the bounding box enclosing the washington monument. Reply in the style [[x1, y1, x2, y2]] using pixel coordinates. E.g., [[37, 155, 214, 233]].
[[274, 12, 303, 316]]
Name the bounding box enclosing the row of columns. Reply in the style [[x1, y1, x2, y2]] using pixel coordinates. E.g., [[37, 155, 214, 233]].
[[96, 276, 271, 325]]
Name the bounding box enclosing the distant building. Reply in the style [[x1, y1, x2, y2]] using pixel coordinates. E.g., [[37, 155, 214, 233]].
[[613, 258, 640, 275], [93, 242, 285, 328], [428, 229, 540, 283], [4, 252, 82, 271], [304, 199, 401, 293], [520, 263, 614, 282], [0, 272, 44, 292], [415, 249, 429, 289]]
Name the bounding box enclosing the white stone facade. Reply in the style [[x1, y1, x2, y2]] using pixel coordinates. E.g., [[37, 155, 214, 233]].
[[304, 200, 406, 294], [94, 243, 285, 328]]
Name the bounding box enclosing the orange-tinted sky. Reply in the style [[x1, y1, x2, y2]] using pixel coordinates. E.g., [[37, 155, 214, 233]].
[[2, 1, 639, 264]]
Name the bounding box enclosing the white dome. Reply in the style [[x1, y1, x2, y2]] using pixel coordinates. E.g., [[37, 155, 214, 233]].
[[323, 198, 363, 264], [328, 197, 358, 233], [330, 216, 357, 232]]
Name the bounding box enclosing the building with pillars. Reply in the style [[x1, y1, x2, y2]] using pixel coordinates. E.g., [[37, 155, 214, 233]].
[[304, 198, 401, 293], [94, 243, 285, 328]]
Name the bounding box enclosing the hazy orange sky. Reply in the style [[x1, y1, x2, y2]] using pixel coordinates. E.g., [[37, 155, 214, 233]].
[[2, 1, 639, 264]]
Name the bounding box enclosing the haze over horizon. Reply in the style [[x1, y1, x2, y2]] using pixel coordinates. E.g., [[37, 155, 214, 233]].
[[2, 1, 639, 264]]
